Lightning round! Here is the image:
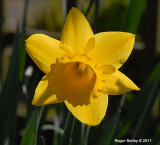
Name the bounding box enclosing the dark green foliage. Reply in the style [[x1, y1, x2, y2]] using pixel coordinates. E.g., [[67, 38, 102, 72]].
[[60, 112, 75, 145], [0, 26, 20, 145], [121, 0, 147, 33]]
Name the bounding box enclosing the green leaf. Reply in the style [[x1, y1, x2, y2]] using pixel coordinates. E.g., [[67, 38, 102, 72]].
[[117, 62, 160, 138], [130, 78, 160, 145], [21, 106, 47, 145], [20, 110, 36, 145], [0, 25, 19, 145], [60, 112, 75, 145], [53, 134, 59, 145], [121, 0, 147, 33], [19, 32, 26, 81], [22, 0, 29, 32], [71, 119, 83, 145], [19, 0, 29, 81], [25, 70, 40, 124], [34, 107, 41, 145], [99, 94, 126, 145]]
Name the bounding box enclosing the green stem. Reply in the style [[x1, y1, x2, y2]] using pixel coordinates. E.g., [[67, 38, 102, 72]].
[[60, 112, 75, 145]]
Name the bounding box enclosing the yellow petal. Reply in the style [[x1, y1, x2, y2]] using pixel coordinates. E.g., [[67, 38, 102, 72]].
[[65, 93, 108, 126], [102, 70, 140, 95], [26, 34, 66, 74], [98, 65, 116, 74], [61, 8, 94, 54], [88, 32, 135, 69], [84, 37, 95, 54], [32, 75, 62, 106]]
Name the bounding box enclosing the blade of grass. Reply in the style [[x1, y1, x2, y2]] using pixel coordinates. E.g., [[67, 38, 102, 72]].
[[0, 25, 19, 144], [20, 110, 37, 145], [21, 106, 47, 145], [25, 70, 40, 124], [99, 94, 126, 145], [34, 107, 41, 145], [71, 119, 82, 145], [22, 0, 29, 32], [121, 0, 147, 33], [129, 78, 160, 145], [36, 106, 48, 145], [60, 112, 75, 145], [53, 134, 58, 145], [117, 62, 160, 138], [19, 32, 26, 81], [19, 0, 29, 81]]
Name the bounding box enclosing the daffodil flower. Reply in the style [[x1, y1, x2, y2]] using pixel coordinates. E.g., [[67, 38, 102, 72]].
[[26, 8, 139, 126]]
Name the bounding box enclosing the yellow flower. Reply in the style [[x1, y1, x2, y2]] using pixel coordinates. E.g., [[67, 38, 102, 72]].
[[26, 8, 139, 126]]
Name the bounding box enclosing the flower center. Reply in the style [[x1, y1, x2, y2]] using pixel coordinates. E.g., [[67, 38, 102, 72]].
[[76, 62, 88, 78], [47, 59, 98, 106]]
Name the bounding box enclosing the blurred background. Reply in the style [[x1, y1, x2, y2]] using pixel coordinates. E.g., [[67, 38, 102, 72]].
[[0, 0, 160, 145]]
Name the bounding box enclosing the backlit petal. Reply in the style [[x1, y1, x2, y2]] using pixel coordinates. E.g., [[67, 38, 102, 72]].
[[26, 34, 66, 74], [102, 70, 140, 95], [65, 93, 108, 126], [84, 37, 95, 54], [32, 75, 62, 106], [98, 65, 116, 74], [61, 8, 94, 54], [88, 32, 135, 69]]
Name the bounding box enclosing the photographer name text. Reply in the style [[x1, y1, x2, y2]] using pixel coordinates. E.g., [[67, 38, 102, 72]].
[[114, 139, 152, 144]]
